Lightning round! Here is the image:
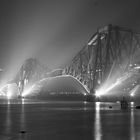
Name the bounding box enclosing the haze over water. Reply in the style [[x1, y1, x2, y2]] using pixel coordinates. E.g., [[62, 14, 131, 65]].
[[0, 100, 139, 140]]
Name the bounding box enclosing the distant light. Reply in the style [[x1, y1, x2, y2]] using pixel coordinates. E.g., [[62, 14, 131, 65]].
[[95, 90, 101, 97], [130, 93, 134, 97], [131, 102, 134, 105], [134, 66, 140, 69], [7, 84, 12, 99], [130, 85, 139, 97], [84, 101, 87, 104], [22, 85, 34, 97], [84, 93, 87, 96]]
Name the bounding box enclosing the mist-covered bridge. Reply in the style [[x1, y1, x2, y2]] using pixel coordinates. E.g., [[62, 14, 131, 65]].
[[13, 24, 140, 98]]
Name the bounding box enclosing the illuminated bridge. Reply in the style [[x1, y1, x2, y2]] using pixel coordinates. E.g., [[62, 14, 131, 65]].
[[1, 24, 140, 100], [63, 24, 140, 98]]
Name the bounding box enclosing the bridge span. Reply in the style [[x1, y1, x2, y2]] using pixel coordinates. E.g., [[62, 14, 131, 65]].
[[1, 24, 140, 100]]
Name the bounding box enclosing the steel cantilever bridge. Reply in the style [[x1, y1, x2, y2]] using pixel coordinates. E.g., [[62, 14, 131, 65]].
[[62, 24, 140, 96], [15, 24, 140, 98]]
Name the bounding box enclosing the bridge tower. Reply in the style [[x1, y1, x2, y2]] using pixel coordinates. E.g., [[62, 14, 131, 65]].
[[16, 58, 48, 97], [63, 24, 140, 95]]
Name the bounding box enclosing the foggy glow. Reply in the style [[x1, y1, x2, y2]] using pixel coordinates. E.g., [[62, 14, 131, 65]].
[[22, 85, 35, 97], [0, 84, 7, 96], [0, 84, 15, 99], [95, 72, 133, 97], [0, 83, 19, 99], [130, 85, 139, 97], [95, 79, 121, 97], [7, 84, 12, 99]]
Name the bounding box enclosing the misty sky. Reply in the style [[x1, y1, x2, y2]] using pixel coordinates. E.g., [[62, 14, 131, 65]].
[[0, 0, 140, 81]]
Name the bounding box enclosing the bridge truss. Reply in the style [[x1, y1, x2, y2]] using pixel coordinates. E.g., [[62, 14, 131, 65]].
[[15, 58, 49, 96], [63, 24, 140, 94]]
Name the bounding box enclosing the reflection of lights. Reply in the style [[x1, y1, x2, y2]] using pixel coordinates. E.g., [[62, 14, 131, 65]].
[[96, 102, 100, 111], [7, 99, 10, 104], [22, 98, 25, 104], [84, 101, 87, 111], [94, 102, 102, 140], [130, 104, 135, 140], [130, 102, 134, 107]]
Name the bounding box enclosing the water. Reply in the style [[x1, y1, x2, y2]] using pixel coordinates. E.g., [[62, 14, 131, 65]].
[[0, 100, 140, 140]]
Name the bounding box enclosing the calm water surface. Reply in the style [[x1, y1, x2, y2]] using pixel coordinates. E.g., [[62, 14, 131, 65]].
[[0, 100, 140, 140]]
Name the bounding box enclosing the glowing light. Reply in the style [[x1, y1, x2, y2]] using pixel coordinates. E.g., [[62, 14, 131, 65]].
[[131, 102, 134, 106], [130, 93, 134, 97], [7, 84, 12, 99], [130, 85, 139, 97], [0, 85, 7, 96], [84, 101, 87, 104], [95, 80, 121, 97], [22, 98, 25, 104], [95, 72, 133, 97], [134, 66, 140, 69], [22, 85, 35, 97], [22, 83, 41, 97], [0, 84, 13, 99], [96, 102, 100, 111], [84, 92, 87, 96]]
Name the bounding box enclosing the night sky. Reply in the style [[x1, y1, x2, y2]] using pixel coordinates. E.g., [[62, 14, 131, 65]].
[[0, 0, 140, 82]]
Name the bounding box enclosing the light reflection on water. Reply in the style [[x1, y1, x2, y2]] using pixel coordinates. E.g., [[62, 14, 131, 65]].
[[95, 102, 102, 140], [130, 103, 135, 140], [5, 102, 11, 135], [19, 99, 26, 139], [1, 101, 140, 140]]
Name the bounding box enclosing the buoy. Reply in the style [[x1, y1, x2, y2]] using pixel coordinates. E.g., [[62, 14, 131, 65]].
[[109, 106, 112, 109], [135, 105, 140, 109], [20, 130, 26, 134]]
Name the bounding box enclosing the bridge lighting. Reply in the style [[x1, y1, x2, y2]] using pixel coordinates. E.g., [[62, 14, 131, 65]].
[[0, 84, 13, 99], [22, 85, 35, 97], [130, 85, 139, 97], [84, 92, 87, 96], [95, 88, 104, 97], [7, 84, 12, 99], [130, 102, 134, 107], [95, 81, 121, 97], [130, 93, 134, 97], [134, 66, 140, 69]]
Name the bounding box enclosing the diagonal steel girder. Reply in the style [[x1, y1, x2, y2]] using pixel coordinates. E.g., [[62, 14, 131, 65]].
[[63, 24, 140, 94]]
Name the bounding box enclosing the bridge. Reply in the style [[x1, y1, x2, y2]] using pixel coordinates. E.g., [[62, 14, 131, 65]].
[[2, 24, 140, 99], [62, 24, 140, 96]]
